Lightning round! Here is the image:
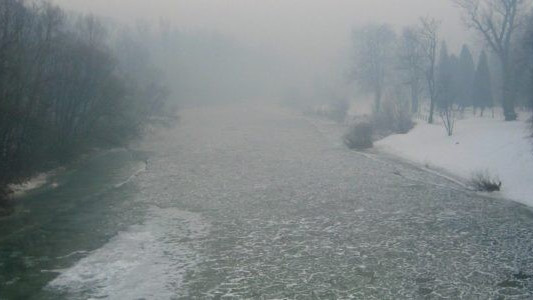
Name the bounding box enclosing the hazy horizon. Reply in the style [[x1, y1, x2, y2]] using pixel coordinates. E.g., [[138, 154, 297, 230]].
[[52, 0, 475, 93]]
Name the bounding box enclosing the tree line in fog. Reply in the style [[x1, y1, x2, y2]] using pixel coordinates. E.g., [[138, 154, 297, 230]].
[[350, 0, 533, 137], [0, 0, 171, 207]]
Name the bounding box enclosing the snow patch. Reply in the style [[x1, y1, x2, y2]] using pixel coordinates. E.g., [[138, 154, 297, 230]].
[[376, 116, 533, 206]]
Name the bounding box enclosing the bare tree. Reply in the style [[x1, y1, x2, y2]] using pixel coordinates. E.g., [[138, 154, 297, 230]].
[[437, 41, 458, 136], [398, 27, 426, 114], [453, 0, 532, 120], [351, 24, 396, 113], [417, 18, 441, 124], [441, 108, 457, 136]]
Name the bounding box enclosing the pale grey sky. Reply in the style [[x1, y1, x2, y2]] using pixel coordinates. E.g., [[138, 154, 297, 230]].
[[52, 0, 473, 89], [53, 0, 469, 49]]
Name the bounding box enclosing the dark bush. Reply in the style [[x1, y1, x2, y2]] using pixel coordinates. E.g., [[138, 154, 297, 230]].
[[344, 122, 373, 149], [329, 99, 350, 123], [470, 171, 502, 192], [373, 99, 414, 135]]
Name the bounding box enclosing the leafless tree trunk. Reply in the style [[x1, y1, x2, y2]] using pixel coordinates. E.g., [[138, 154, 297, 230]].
[[399, 27, 426, 114], [418, 18, 440, 124], [440, 107, 456, 136], [351, 24, 396, 114]]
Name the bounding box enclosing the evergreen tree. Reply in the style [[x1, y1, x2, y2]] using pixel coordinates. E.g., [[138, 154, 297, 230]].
[[436, 41, 454, 110], [457, 45, 476, 109], [473, 51, 494, 116], [449, 54, 461, 105]]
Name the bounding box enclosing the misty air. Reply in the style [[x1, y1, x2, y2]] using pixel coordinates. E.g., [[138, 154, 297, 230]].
[[2, 0, 533, 299]]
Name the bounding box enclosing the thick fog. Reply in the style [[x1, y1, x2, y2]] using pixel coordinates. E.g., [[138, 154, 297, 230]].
[[53, 0, 467, 51], [4, 0, 533, 298], [51, 0, 470, 106]]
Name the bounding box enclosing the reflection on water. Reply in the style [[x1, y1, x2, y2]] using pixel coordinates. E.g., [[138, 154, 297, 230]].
[[0, 149, 149, 299]]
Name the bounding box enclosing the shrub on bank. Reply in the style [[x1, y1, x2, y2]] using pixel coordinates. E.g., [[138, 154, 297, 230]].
[[470, 170, 502, 192], [344, 122, 373, 149], [373, 99, 414, 135]]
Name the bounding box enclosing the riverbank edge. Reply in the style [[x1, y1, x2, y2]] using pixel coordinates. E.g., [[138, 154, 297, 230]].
[[0, 148, 126, 218], [0, 116, 178, 218], [301, 109, 525, 208], [374, 117, 533, 208]]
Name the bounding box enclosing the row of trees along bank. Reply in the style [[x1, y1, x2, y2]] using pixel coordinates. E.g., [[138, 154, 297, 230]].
[[351, 0, 533, 136], [0, 0, 171, 213]]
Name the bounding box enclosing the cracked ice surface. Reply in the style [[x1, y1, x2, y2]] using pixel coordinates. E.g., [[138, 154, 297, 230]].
[[137, 105, 533, 299]]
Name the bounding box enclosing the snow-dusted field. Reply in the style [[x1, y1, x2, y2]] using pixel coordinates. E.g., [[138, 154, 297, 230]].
[[376, 114, 533, 207]]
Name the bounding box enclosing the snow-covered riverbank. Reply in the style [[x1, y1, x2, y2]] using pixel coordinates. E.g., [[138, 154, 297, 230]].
[[376, 115, 533, 207]]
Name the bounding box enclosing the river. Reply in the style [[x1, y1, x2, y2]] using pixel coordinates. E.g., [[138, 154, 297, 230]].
[[1, 105, 532, 299]]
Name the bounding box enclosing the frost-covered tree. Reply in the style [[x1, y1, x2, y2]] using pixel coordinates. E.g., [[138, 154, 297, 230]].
[[473, 51, 494, 116], [351, 24, 397, 113]]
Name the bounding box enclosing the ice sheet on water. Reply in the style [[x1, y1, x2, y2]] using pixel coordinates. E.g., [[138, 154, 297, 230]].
[[47, 207, 209, 300]]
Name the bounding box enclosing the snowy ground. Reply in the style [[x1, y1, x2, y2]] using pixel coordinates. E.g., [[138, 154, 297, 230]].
[[376, 113, 533, 207]]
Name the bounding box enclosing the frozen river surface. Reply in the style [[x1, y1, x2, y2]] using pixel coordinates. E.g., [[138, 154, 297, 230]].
[[1, 105, 533, 299]]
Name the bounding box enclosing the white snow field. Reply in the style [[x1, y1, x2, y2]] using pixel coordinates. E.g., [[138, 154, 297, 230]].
[[376, 113, 533, 207]]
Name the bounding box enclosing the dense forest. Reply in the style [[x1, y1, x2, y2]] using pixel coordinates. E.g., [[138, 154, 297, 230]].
[[0, 0, 171, 212]]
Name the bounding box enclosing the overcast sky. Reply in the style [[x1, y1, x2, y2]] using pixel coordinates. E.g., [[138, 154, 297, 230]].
[[53, 1, 469, 47], [52, 0, 474, 89]]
